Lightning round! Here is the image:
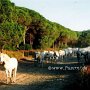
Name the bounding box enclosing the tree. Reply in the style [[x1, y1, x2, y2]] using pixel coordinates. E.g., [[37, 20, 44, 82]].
[[0, 0, 88, 50], [0, 21, 25, 50], [77, 30, 90, 47]]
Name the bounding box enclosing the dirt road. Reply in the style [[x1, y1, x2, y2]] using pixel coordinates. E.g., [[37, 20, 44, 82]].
[[0, 58, 83, 90]]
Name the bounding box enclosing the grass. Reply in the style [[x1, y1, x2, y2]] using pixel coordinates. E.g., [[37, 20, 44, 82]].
[[2, 50, 24, 60]]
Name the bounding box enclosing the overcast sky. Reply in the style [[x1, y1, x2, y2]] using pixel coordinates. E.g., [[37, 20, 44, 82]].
[[11, 0, 90, 31]]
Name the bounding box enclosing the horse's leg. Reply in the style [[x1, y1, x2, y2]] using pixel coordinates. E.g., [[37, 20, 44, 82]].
[[61, 56, 63, 62], [5, 70, 9, 84], [9, 70, 12, 83], [13, 68, 17, 83], [12, 69, 14, 83]]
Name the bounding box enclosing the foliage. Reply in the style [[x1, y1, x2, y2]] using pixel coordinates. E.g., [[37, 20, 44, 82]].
[[78, 30, 90, 47], [0, 21, 25, 49], [0, 0, 90, 50]]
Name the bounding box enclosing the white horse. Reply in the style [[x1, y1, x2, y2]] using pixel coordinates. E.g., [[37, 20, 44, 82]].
[[0, 53, 18, 84], [59, 50, 65, 61]]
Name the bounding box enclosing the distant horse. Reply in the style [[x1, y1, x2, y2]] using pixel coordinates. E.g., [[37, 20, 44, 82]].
[[81, 52, 90, 65], [59, 50, 65, 61], [76, 51, 81, 63], [0, 53, 18, 84]]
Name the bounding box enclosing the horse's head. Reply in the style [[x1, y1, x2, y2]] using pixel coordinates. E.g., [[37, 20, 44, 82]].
[[0, 52, 3, 63], [0, 53, 10, 63], [0, 53, 5, 62], [0, 54, 4, 64]]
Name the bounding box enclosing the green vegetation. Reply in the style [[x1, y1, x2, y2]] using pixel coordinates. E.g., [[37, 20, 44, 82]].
[[0, 0, 90, 50], [78, 30, 90, 47]]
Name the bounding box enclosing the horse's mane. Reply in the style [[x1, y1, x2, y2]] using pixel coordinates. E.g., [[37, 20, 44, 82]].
[[1, 53, 10, 61]]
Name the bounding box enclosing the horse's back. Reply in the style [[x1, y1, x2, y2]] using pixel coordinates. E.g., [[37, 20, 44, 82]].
[[10, 57, 18, 64], [10, 58, 18, 69]]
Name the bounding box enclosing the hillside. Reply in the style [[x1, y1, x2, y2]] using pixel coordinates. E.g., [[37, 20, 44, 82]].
[[0, 0, 90, 50]]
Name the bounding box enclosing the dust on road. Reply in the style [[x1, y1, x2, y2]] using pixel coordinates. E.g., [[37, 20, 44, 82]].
[[0, 59, 82, 90]]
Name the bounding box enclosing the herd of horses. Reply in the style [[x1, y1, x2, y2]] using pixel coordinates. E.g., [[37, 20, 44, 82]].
[[0, 46, 90, 84], [34, 47, 90, 64]]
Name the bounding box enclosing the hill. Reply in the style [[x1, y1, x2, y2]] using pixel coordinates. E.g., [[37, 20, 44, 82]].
[[0, 0, 90, 50]]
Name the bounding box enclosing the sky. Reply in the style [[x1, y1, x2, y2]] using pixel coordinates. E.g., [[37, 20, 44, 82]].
[[11, 0, 90, 31]]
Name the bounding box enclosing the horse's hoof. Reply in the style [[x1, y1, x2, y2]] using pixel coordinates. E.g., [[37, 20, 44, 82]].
[[12, 81, 15, 83], [6, 82, 10, 85], [11, 80, 16, 83]]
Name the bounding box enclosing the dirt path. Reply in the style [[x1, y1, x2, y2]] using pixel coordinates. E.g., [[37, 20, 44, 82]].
[[0, 58, 83, 90]]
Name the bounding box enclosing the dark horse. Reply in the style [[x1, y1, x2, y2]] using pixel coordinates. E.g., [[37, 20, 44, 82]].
[[81, 52, 90, 65], [76, 51, 90, 64], [76, 51, 81, 63]]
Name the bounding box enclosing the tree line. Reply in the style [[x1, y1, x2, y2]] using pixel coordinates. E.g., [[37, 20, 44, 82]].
[[0, 0, 90, 50]]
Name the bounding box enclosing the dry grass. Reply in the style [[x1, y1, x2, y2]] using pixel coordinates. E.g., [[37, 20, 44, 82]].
[[2, 50, 24, 60]]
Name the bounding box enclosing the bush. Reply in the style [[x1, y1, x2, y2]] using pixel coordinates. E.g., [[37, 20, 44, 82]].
[[25, 44, 32, 50], [4, 44, 17, 50]]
